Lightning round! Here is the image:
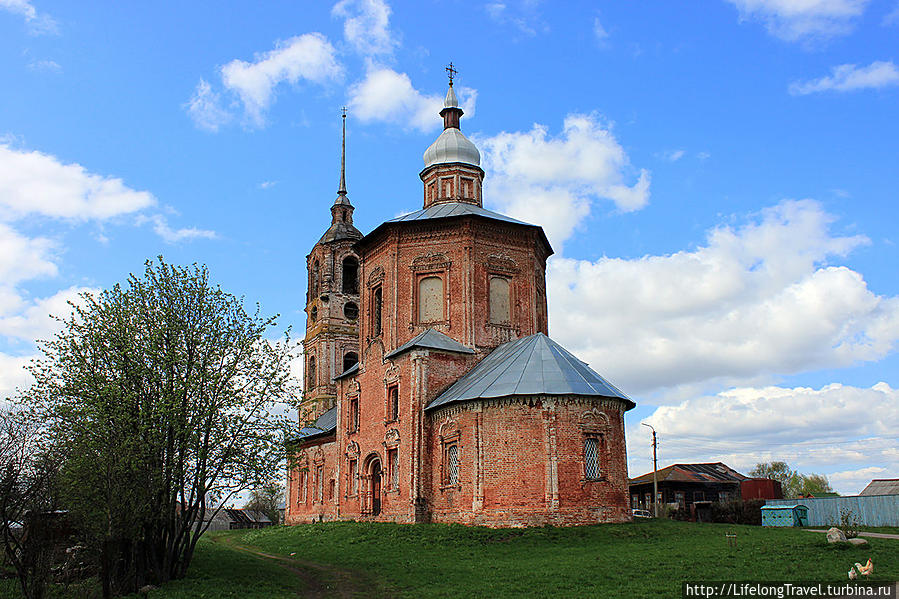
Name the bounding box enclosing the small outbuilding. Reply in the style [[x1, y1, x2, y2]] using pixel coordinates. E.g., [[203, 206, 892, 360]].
[[629, 462, 748, 510], [761, 504, 808, 527]]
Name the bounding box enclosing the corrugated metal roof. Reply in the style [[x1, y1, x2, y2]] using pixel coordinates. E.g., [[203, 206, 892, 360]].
[[859, 479, 899, 496], [385, 328, 475, 360], [387, 202, 530, 225], [629, 462, 748, 485], [294, 406, 337, 441], [426, 333, 634, 411]]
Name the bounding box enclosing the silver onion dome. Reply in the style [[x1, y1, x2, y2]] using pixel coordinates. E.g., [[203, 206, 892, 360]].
[[423, 128, 481, 168], [422, 81, 480, 168]]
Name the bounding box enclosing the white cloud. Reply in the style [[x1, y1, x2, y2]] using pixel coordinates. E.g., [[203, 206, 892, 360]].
[[829, 465, 888, 492], [137, 214, 217, 244], [484, 0, 546, 36], [477, 113, 650, 248], [185, 79, 233, 132], [258, 181, 278, 190], [789, 61, 899, 95], [548, 200, 899, 394], [663, 149, 686, 162], [0, 354, 33, 401], [630, 382, 899, 494], [0, 222, 57, 286], [332, 0, 397, 58], [27, 59, 61, 72], [726, 0, 869, 41], [0, 286, 94, 343], [647, 382, 897, 442], [220, 34, 343, 127], [0, 143, 156, 220], [593, 16, 609, 41], [348, 67, 477, 132], [0, 0, 57, 34]]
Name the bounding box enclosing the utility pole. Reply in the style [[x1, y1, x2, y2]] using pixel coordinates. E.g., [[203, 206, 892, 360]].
[[642, 423, 658, 517]]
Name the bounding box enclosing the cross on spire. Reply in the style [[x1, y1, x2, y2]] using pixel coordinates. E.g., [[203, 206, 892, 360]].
[[446, 62, 457, 86]]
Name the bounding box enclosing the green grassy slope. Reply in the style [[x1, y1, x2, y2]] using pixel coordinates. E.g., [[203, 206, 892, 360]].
[[3, 520, 895, 598], [235, 520, 897, 598]]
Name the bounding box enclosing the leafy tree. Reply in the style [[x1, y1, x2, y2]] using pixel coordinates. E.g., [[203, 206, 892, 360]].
[[243, 483, 284, 525], [794, 473, 834, 497], [749, 462, 834, 498], [0, 406, 61, 599], [22, 258, 297, 596], [749, 461, 795, 486]]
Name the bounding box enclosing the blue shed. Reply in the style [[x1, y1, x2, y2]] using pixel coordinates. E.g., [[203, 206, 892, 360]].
[[761, 504, 809, 527]]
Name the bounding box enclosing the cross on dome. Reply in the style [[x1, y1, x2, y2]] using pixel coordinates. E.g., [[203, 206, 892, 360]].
[[446, 62, 457, 86]]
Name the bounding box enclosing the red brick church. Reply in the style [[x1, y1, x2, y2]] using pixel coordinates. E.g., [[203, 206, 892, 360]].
[[286, 73, 635, 527]]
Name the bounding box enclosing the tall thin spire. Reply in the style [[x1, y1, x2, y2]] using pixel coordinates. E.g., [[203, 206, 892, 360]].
[[337, 107, 348, 198]]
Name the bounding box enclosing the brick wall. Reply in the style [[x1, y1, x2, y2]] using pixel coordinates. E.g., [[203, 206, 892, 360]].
[[425, 396, 632, 527]]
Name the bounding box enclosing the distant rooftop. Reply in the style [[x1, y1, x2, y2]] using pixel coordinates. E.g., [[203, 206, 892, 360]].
[[629, 463, 748, 486], [859, 478, 899, 496]]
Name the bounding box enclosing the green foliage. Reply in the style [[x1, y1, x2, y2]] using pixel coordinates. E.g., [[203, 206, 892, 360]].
[[709, 499, 765, 525], [242, 485, 284, 525], [20, 258, 298, 595], [750, 462, 834, 498]]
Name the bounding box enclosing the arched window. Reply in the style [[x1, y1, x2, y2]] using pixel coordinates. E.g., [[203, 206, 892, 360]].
[[343, 352, 358, 373], [312, 259, 321, 297], [342, 256, 358, 294], [387, 385, 399, 421], [372, 287, 383, 336], [307, 356, 316, 391], [489, 276, 510, 324], [418, 276, 444, 323], [343, 301, 358, 321]]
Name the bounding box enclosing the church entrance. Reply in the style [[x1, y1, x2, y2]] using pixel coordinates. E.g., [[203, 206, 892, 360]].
[[369, 459, 382, 516]]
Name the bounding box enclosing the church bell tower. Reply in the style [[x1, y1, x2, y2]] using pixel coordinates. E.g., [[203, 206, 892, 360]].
[[302, 110, 363, 421]]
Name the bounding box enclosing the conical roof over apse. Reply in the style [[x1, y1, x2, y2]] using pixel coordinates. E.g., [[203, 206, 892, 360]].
[[425, 333, 634, 411]]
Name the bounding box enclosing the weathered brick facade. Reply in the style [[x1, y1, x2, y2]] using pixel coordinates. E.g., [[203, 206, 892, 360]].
[[286, 81, 633, 527]]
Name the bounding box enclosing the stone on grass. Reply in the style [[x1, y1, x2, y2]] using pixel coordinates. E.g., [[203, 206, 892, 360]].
[[847, 538, 868, 546], [826, 527, 848, 543]]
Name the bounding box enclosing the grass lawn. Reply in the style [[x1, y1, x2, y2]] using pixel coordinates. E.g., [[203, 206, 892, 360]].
[[233, 519, 897, 598], [2, 520, 895, 598]]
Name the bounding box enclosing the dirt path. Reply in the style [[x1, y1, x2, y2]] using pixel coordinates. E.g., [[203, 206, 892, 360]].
[[211, 534, 369, 599]]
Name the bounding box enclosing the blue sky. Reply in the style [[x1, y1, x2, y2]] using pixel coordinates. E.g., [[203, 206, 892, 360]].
[[2, 0, 897, 494]]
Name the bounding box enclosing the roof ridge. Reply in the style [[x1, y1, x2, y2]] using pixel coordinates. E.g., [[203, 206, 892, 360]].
[[437, 335, 533, 400]]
